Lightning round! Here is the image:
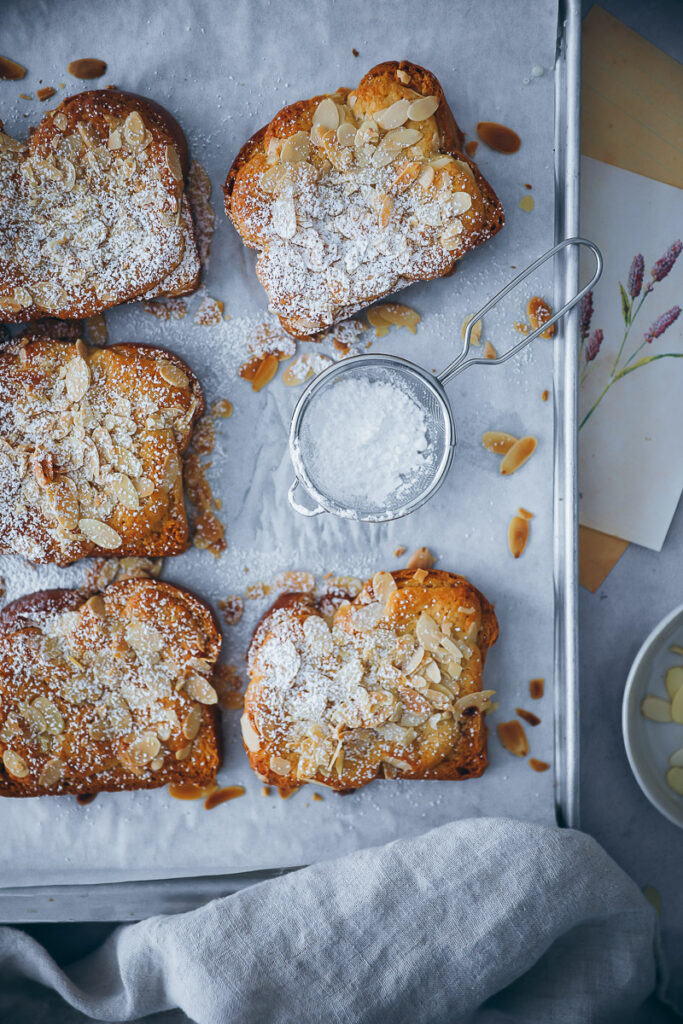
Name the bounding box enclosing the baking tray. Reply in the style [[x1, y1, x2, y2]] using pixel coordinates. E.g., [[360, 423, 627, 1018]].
[[0, 0, 581, 920]]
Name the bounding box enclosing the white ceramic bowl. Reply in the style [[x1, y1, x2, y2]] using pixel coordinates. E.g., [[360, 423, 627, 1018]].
[[622, 603, 683, 828]]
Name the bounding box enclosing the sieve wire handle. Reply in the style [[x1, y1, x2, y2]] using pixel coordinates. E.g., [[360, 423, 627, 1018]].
[[436, 237, 602, 385], [288, 478, 325, 517]]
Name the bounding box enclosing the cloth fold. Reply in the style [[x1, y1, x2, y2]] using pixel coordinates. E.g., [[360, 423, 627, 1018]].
[[0, 818, 659, 1023]]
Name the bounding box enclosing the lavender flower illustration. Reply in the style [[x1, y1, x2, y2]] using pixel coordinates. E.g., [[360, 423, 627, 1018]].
[[579, 241, 682, 430]]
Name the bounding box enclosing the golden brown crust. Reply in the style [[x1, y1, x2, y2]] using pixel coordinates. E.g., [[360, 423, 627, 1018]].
[[0, 89, 200, 323], [0, 335, 204, 565], [225, 61, 504, 338], [244, 568, 498, 792], [0, 579, 222, 798]]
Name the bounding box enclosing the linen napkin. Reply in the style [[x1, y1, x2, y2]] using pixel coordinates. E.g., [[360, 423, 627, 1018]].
[[0, 818, 661, 1023]]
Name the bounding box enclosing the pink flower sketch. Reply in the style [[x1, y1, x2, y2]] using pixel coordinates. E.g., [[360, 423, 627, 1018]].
[[579, 240, 682, 429]]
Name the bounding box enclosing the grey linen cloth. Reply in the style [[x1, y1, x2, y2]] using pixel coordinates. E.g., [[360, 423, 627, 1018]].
[[0, 818, 661, 1024]]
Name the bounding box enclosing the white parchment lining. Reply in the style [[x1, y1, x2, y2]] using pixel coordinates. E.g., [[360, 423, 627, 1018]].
[[0, 0, 559, 885]]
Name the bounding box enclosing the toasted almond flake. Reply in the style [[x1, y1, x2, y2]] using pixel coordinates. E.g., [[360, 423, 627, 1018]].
[[529, 758, 550, 773], [508, 515, 529, 559], [666, 766, 683, 796], [33, 696, 64, 735], [375, 98, 411, 130], [336, 122, 356, 147], [378, 193, 394, 228], [542, 389, 549, 402], [150, 756, 164, 772], [404, 645, 425, 675], [211, 399, 233, 419], [312, 97, 339, 131], [282, 352, 333, 386], [241, 714, 261, 752], [453, 690, 495, 715], [67, 58, 107, 79], [439, 221, 463, 250], [412, 568, 428, 584], [669, 644, 683, 656], [182, 706, 202, 741], [517, 507, 534, 521], [516, 707, 541, 726], [107, 473, 140, 511], [406, 547, 434, 570], [417, 164, 435, 188], [482, 430, 518, 454], [497, 720, 529, 757], [108, 128, 122, 151], [407, 95, 439, 121], [416, 611, 441, 652], [164, 144, 183, 182], [519, 194, 535, 213], [38, 757, 62, 787], [530, 678, 545, 699], [158, 359, 189, 389], [251, 354, 279, 392], [175, 744, 193, 762], [500, 436, 537, 475], [0, 56, 27, 80], [123, 110, 146, 148], [640, 695, 672, 722], [270, 755, 292, 776], [3, 750, 29, 778], [461, 315, 482, 346], [79, 518, 121, 549], [665, 666, 683, 699], [65, 354, 90, 402], [185, 674, 218, 705], [127, 731, 161, 765], [281, 131, 311, 164], [85, 594, 106, 617], [483, 340, 497, 359], [527, 296, 555, 338], [261, 785, 271, 796], [372, 570, 397, 607]]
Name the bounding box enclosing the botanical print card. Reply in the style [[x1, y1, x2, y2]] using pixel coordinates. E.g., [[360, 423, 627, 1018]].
[[578, 156, 682, 551]]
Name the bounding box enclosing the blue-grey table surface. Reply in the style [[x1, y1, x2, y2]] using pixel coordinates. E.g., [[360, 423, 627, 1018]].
[[6, 1, 683, 1021]]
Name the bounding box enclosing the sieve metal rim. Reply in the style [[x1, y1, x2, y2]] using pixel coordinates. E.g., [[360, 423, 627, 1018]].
[[288, 353, 456, 522]]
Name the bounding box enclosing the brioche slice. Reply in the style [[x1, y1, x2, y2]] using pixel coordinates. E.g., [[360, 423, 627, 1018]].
[[225, 60, 504, 338], [0, 89, 200, 323], [0, 333, 204, 565], [244, 569, 498, 793], [0, 579, 221, 797]]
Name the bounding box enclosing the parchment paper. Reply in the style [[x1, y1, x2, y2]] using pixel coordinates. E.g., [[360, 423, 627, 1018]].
[[0, 0, 559, 885]]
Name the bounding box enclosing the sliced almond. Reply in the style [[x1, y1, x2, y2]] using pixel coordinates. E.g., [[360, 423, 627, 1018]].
[[65, 354, 90, 402], [150, 756, 164, 772], [407, 96, 439, 121], [516, 707, 541, 727], [439, 222, 463, 250], [86, 594, 106, 618], [389, 160, 421, 193], [527, 296, 555, 338], [529, 758, 550, 773], [182, 706, 202, 741], [500, 436, 537, 475], [483, 340, 497, 360], [665, 766, 683, 796], [123, 110, 146, 148], [336, 123, 356, 147], [107, 473, 140, 511], [185, 674, 218, 705], [417, 164, 435, 188], [38, 757, 62, 788], [669, 747, 683, 768], [175, 743, 193, 761], [508, 515, 529, 559], [3, 750, 29, 778], [530, 678, 545, 699], [665, 666, 683, 699], [33, 696, 64, 735], [517, 507, 534, 521], [416, 611, 441, 652], [372, 570, 397, 607], [128, 732, 161, 765], [497, 720, 529, 757], [312, 97, 339, 131], [270, 755, 291, 776], [79, 518, 121, 549], [241, 714, 261, 752], [406, 547, 434, 570], [378, 193, 393, 228], [281, 131, 311, 164], [453, 690, 496, 715], [158, 359, 189, 389], [640, 695, 672, 722], [482, 431, 518, 454], [251, 354, 279, 392], [375, 98, 411, 130], [671, 685, 683, 724], [461, 315, 482, 346], [283, 352, 333, 386]]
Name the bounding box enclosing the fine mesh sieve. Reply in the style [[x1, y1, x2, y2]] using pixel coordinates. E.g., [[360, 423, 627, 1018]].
[[288, 237, 603, 523]]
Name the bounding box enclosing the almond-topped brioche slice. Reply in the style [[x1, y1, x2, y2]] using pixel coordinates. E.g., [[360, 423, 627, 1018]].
[[0, 89, 200, 323], [225, 60, 504, 338], [0, 334, 204, 566], [244, 569, 498, 792], [0, 579, 221, 798]]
